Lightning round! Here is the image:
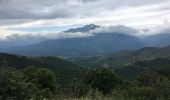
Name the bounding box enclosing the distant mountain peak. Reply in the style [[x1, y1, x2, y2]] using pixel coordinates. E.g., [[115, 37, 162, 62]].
[[84, 24, 100, 28], [64, 24, 101, 33]]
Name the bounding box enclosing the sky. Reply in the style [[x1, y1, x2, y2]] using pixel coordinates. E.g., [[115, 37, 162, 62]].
[[0, 0, 170, 40]]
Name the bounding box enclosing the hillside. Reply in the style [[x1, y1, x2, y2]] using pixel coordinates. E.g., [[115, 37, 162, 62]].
[[0, 53, 86, 87], [143, 33, 170, 47], [68, 45, 170, 80], [69, 45, 170, 69], [115, 57, 170, 79]]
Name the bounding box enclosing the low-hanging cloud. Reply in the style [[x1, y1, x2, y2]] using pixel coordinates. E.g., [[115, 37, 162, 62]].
[[1, 25, 140, 43], [0, 31, 93, 47], [90, 25, 139, 35], [4, 31, 93, 41], [140, 21, 170, 36]]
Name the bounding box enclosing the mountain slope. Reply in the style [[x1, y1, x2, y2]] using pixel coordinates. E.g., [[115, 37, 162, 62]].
[[64, 24, 101, 33], [0, 53, 86, 87], [115, 57, 170, 79], [70, 45, 170, 69], [143, 33, 170, 47], [6, 25, 145, 57]]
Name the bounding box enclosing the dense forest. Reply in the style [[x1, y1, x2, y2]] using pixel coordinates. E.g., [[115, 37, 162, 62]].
[[0, 46, 170, 100]]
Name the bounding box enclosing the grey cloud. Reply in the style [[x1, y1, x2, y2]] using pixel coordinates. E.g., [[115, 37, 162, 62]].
[[0, 0, 6, 3], [145, 23, 170, 35], [0, 0, 168, 20], [2, 25, 139, 46], [0, 19, 33, 26], [90, 25, 139, 35], [5, 31, 93, 42], [0, 1, 73, 19], [0, 0, 74, 20], [0, 30, 93, 47], [81, 0, 98, 2]]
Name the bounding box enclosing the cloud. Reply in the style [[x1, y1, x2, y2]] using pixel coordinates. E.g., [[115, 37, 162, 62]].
[[0, 30, 93, 47], [1, 25, 139, 42], [145, 21, 170, 35], [5, 32, 93, 41], [90, 25, 139, 35], [0, 0, 169, 38], [0, 0, 169, 20], [0, 0, 74, 19], [1, 23, 170, 47], [0, 29, 25, 39], [136, 20, 170, 37], [2, 23, 170, 43]]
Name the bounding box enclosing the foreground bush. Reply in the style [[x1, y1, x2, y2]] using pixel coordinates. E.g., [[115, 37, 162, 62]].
[[1, 67, 170, 100], [0, 67, 58, 100], [84, 68, 122, 95]]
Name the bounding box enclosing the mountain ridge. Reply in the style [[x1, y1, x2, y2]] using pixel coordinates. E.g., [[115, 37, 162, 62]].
[[5, 24, 145, 57], [69, 45, 170, 69]]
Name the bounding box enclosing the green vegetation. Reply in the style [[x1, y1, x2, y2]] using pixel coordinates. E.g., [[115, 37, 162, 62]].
[[0, 67, 57, 100], [0, 53, 86, 87], [84, 68, 122, 95], [115, 57, 170, 79], [69, 46, 170, 69], [0, 45, 170, 100]]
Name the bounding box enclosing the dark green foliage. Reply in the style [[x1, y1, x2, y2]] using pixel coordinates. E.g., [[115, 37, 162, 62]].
[[1, 45, 170, 100], [0, 68, 36, 100], [133, 73, 170, 100], [114, 57, 170, 79], [84, 68, 121, 94], [115, 65, 147, 80], [70, 45, 170, 70], [0, 53, 86, 87], [0, 67, 58, 100], [23, 67, 57, 97], [69, 80, 90, 98], [152, 77, 170, 100], [137, 72, 158, 87]]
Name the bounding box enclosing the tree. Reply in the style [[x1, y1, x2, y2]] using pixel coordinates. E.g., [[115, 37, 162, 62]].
[[136, 72, 170, 99], [23, 66, 57, 98], [0, 68, 36, 100], [84, 68, 121, 94], [0, 66, 58, 100], [137, 72, 158, 87]]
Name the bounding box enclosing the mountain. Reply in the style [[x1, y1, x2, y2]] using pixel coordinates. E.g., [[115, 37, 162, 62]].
[[69, 45, 170, 69], [6, 24, 145, 57], [64, 24, 101, 33], [67, 45, 170, 80], [115, 57, 170, 79], [0, 53, 86, 87], [143, 33, 170, 47]]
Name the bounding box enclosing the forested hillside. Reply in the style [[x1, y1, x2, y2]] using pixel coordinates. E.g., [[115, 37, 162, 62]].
[[0, 46, 170, 99], [69, 45, 170, 69], [0, 53, 86, 87]]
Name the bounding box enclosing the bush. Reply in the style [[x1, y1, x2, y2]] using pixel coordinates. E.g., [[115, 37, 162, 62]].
[[84, 68, 121, 95], [0, 66, 58, 100]]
